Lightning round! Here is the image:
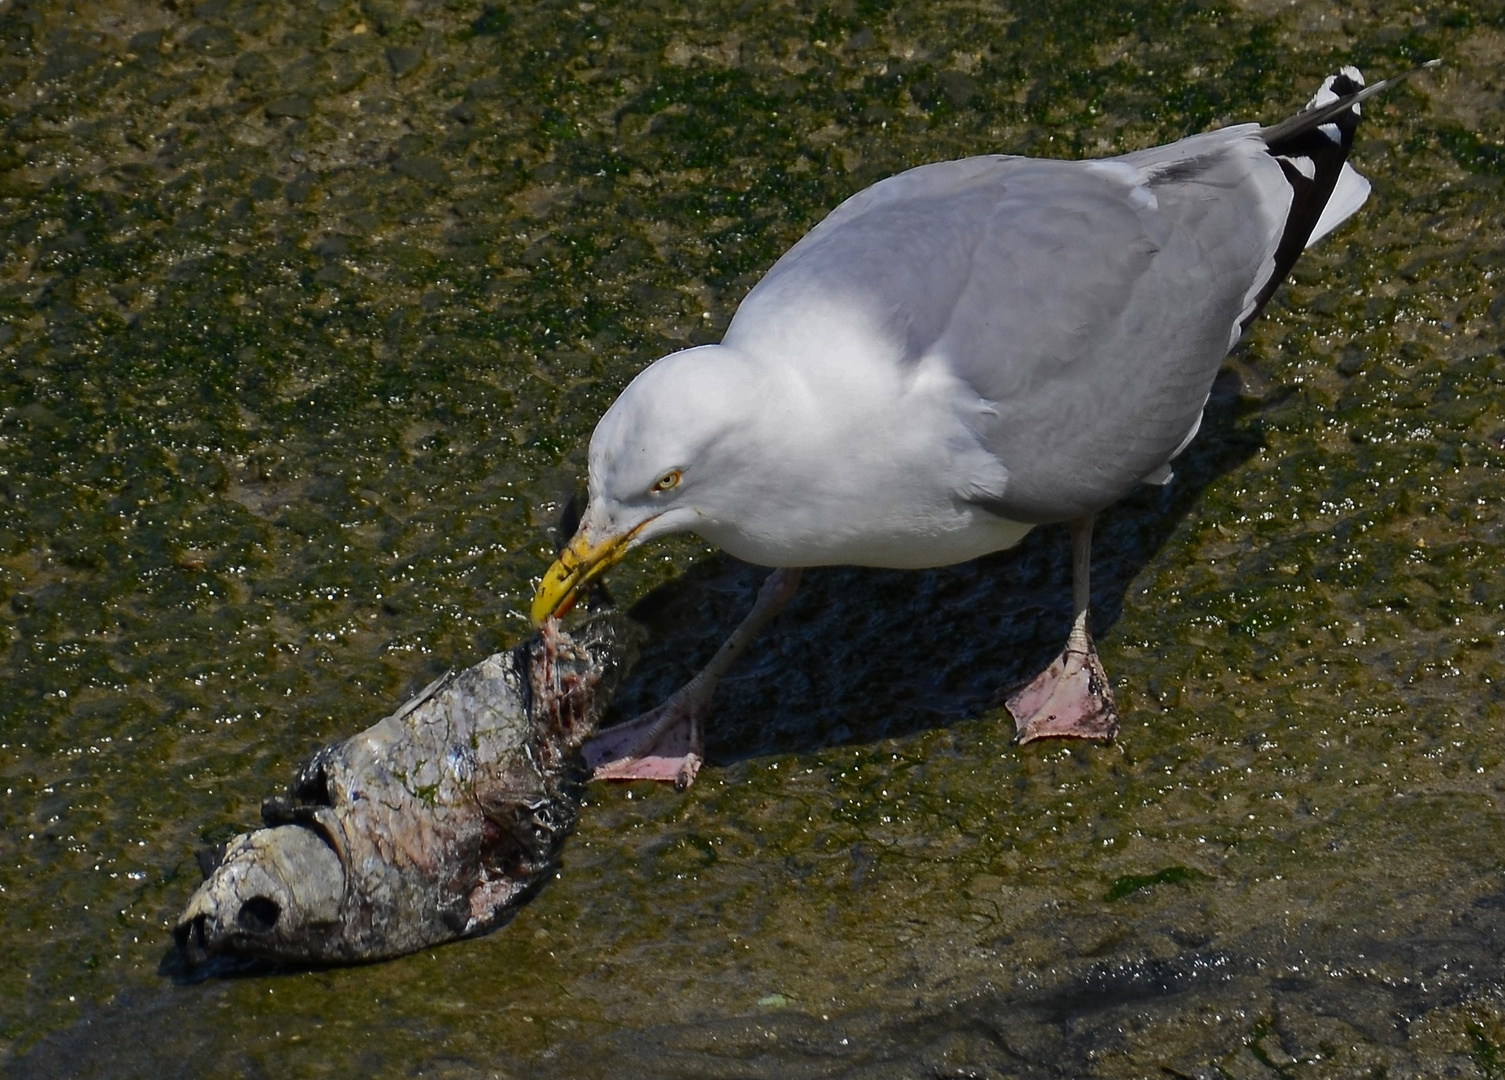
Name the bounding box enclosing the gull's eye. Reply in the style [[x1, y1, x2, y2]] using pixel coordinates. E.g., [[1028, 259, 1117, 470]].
[[651, 469, 682, 493]]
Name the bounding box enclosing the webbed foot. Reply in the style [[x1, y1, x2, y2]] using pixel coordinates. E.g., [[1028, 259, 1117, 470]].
[[585, 687, 706, 791], [1007, 624, 1119, 745]]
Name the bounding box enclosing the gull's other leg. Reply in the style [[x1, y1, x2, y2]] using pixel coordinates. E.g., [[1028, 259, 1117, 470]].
[[587, 567, 803, 790], [1006, 517, 1120, 744]]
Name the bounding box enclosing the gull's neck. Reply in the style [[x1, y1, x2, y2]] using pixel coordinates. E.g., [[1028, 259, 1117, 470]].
[[690, 338, 1027, 569]]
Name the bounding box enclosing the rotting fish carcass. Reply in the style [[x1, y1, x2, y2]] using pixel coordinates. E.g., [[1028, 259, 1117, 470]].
[[174, 617, 638, 966]]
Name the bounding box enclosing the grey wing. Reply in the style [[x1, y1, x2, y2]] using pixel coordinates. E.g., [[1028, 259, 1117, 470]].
[[949, 131, 1294, 521], [727, 131, 1293, 522]]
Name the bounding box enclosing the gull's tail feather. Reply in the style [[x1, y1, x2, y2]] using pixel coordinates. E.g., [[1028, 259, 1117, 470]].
[[1242, 59, 1440, 328]]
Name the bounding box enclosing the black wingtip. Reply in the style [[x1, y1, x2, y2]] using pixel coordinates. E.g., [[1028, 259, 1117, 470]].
[[1260, 59, 1442, 148], [1237, 60, 1442, 332]]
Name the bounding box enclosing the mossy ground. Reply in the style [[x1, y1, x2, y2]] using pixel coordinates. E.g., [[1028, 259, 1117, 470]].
[[2, 0, 1504, 1076]]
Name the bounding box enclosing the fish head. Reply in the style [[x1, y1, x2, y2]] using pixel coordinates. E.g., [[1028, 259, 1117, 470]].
[[174, 823, 347, 967]]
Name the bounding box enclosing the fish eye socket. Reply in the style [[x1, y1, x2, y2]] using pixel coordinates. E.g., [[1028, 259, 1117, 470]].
[[651, 469, 682, 493]]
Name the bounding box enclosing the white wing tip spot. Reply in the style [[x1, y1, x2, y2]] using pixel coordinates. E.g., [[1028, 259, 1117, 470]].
[[1308, 66, 1368, 114], [1278, 154, 1318, 181]]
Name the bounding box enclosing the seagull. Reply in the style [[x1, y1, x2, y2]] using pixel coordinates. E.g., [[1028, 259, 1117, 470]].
[[531, 63, 1438, 790]]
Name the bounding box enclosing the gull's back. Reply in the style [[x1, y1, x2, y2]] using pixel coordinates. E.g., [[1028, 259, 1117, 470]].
[[724, 78, 1370, 526]]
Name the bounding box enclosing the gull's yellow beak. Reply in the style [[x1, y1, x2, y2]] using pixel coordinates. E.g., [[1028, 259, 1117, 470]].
[[530, 524, 638, 626]]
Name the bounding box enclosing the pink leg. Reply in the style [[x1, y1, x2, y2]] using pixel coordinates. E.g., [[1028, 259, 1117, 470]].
[[1007, 517, 1120, 744], [586, 567, 803, 790]]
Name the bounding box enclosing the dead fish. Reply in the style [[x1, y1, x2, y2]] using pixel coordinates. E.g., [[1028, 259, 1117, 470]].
[[174, 617, 637, 966]]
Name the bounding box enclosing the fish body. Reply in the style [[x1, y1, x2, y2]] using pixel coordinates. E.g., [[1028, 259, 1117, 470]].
[[175, 619, 636, 965]]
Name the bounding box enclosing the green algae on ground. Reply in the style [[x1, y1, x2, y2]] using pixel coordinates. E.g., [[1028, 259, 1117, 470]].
[[2, 0, 1504, 1077], [1104, 864, 1212, 902]]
